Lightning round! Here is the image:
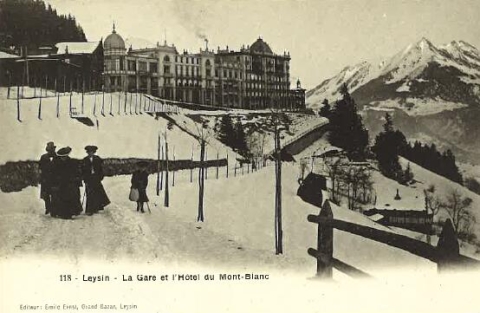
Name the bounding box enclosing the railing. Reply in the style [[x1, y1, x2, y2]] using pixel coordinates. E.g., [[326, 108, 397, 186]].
[[307, 200, 480, 279], [264, 119, 329, 158]]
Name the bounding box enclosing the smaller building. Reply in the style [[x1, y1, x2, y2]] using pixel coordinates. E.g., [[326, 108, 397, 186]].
[[2, 41, 103, 92], [363, 208, 433, 234], [0, 50, 20, 86]]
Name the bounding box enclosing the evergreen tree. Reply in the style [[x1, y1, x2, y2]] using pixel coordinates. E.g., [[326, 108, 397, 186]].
[[319, 98, 331, 118], [400, 141, 463, 184], [0, 0, 87, 50], [328, 84, 369, 161], [373, 113, 407, 181], [217, 115, 235, 146], [233, 120, 248, 156]]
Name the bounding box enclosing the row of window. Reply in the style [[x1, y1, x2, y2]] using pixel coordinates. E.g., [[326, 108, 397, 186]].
[[389, 217, 432, 224]]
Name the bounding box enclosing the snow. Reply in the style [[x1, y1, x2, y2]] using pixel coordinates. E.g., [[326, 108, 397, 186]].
[[1, 84, 479, 287], [307, 38, 480, 108], [371, 97, 468, 116], [0, 88, 241, 164], [0, 51, 20, 59], [0, 159, 438, 279], [55, 42, 101, 55], [306, 61, 379, 108], [396, 81, 411, 92]]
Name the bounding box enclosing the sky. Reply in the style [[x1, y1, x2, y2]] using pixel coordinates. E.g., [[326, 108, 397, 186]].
[[46, 0, 480, 89]]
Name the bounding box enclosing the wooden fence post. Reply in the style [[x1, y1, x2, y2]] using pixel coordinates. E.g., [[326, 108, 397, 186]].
[[38, 93, 42, 120], [436, 219, 460, 273], [117, 92, 121, 115], [16, 85, 21, 122], [109, 92, 113, 116], [56, 88, 60, 118], [216, 152, 219, 179], [101, 89, 105, 116], [205, 149, 208, 180], [226, 153, 229, 178], [316, 201, 333, 278]]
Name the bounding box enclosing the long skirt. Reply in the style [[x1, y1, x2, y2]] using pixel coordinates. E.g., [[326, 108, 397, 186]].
[[138, 188, 149, 203], [85, 181, 110, 214], [51, 184, 82, 218]]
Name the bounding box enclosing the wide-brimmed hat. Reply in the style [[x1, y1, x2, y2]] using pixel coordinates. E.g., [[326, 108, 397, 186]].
[[85, 145, 98, 153], [45, 142, 56, 151], [57, 147, 72, 156]]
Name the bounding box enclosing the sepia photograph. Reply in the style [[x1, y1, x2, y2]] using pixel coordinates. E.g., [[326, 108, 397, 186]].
[[1, 0, 480, 312]]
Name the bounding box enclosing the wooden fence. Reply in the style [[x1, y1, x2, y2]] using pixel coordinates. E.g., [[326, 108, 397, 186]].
[[307, 200, 480, 279]]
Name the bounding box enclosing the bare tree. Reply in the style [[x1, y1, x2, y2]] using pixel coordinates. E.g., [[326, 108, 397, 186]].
[[424, 185, 442, 217], [442, 189, 473, 233], [192, 119, 213, 222], [324, 158, 345, 205], [246, 130, 267, 167], [299, 157, 309, 180]]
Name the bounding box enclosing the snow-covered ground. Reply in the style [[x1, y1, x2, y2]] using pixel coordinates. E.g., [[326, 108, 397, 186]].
[[1, 159, 441, 280], [0, 88, 240, 164], [187, 111, 328, 156]]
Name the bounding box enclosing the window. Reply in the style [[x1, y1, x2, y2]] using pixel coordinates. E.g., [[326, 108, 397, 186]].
[[206, 69, 211, 77], [164, 65, 170, 74], [206, 59, 211, 66], [128, 60, 136, 71], [150, 63, 158, 73], [164, 55, 170, 62], [138, 61, 147, 72]]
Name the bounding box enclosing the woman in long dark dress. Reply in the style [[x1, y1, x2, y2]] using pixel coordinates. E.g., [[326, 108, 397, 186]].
[[82, 145, 110, 216], [131, 162, 149, 213], [51, 147, 83, 219]]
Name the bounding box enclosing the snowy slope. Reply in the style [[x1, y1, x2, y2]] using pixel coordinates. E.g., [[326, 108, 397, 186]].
[[0, 88, 239, 164]]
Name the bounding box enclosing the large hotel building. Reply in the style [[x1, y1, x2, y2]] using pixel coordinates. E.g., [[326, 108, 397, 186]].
[[103, 26, 305, 110]]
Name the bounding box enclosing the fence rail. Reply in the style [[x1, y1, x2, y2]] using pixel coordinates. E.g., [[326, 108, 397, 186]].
[[307, 200, 480, 279]]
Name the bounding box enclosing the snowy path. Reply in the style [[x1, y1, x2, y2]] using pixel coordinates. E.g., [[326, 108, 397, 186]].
[[0, 162, 441, 280], [0, 191, 161, 262]]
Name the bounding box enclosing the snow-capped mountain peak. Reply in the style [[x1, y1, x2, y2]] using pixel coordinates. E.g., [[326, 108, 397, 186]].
[[307, 38, 480, 109]]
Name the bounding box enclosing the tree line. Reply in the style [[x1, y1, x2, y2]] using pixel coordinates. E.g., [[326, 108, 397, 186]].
[[0, 0, 86, 50], [318, 85, 476, 240], [319, 85, 462, 185]]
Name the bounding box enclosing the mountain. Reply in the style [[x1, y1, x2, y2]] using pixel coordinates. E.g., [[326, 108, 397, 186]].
[[307, 38, 480, 164]]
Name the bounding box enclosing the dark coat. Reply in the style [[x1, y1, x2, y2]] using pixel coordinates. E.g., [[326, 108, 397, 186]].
[[51, 157, 83, 218], [131, 170, 149, 202], [39, 153, 56, 199], [82, 155, 110, 213]]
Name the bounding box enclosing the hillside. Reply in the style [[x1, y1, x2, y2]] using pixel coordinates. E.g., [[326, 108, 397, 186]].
[[292, 137, 480, 257], [0, 0, 86, 49]]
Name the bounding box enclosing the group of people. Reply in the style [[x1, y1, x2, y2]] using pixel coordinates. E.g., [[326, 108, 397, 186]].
[[39, 142, 110, 219], [39, 142, 151, 219]]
